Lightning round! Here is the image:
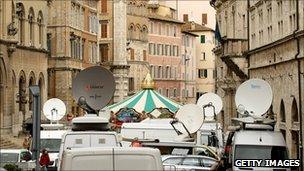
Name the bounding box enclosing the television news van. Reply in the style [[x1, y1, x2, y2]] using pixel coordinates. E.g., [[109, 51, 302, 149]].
[[223, 118, 290, 171], [57, 115, 121, 170], [60, 147, 163, 171]]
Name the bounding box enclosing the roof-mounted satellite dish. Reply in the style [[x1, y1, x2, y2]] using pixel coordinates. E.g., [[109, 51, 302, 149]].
[[171, 104, 204, 137], [43, 98, 66, 122], [72, 66, 115, 114], [197, 93, 223, 120], [235, 78, 273, 119]]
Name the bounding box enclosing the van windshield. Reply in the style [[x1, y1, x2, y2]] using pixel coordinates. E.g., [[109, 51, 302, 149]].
[[235, 145, 288, 161], [40, 139, 61, 152]]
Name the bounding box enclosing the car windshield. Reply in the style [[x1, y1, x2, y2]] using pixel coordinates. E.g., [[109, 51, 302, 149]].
[[235, 145, 288, 162], [40, 139, 61, 152], [0, 153, 19, 163]]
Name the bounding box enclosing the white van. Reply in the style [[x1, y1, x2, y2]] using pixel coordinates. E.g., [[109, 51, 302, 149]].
[[226, 124, 290, 171], [60, 147, 163, 171], [40, 129, 67, 168]]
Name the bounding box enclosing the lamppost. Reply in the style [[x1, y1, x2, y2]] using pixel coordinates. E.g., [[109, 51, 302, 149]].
[[184, 50, 190, 104]]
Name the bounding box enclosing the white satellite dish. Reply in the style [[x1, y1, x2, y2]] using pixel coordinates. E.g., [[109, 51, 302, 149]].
[[43, 98, 66, 121], [235, 78, 273, 118], [197, 92, 223, 119], [174, 104, 204, 135]]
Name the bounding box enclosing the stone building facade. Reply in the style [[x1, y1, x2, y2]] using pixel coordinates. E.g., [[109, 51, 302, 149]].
[[248, 0, 304, 161], [126, 0, 150, 95], [147, 4, 184, 103], [182, 20, 216, 102], [0, 0, 48, 135], [47, 0, 100, 115], [212, 0, 304, 163], [211, 0, 249, 132]]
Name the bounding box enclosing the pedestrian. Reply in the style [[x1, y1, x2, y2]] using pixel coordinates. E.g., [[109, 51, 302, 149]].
[[22, 134, 31, 150], [130, 137, 142, 147], [39, 149, 50, 171]]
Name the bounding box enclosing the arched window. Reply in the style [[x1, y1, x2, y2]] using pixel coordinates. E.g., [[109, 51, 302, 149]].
[[16, 3, 25, 44], [38, 73, 45, 109], [128, 23, 135, 40], [291, 98, 298, 122], [280, 99, 285, 122], [28, 72, 36, 111], [37, 11, 44, 46], [28, 7, 35, 46], [142, 25, 148, 41], [136, 24, 141, 40], [18, 71, 26, 112]]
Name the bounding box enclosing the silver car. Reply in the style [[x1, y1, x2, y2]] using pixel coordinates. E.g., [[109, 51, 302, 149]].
[[162, 155, 218, 171]]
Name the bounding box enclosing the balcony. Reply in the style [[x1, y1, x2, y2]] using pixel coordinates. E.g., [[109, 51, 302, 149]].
[[222, 38, 248, 58]]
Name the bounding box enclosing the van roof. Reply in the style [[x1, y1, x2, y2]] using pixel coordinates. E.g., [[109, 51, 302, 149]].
[[234, 130, 286, 146], [65, 147, 160, 156], [63, 131, 117, 135], [40, 130, 67, 139]]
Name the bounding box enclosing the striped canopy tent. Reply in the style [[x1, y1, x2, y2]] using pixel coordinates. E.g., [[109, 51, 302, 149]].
[[106, 74, 181, 114]]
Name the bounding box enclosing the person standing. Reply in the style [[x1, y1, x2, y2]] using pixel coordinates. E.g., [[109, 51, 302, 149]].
[[22, 134, 32, 150], [39, 149, 50, 171]]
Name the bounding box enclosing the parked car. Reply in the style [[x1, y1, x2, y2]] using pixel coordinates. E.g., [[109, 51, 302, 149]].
[[0, 149, 35, 171], [162, 155, 218, 171]]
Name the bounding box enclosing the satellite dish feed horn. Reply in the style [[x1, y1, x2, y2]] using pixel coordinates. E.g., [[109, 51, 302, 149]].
[[197, 93, 223, 121], [43, 98, 67, 123]]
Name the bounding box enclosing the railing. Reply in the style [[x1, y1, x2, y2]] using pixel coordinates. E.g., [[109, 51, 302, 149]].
[[222, 39, 248, 57]]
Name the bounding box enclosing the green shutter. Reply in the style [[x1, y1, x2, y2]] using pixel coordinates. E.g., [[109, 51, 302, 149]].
[[201, 35, 205, 43]]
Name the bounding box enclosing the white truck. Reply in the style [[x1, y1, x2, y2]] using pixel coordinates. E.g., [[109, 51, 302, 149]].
[[120, 118, 223, 154], [57, 115, 121, 170], [60, 147, 163, 170]]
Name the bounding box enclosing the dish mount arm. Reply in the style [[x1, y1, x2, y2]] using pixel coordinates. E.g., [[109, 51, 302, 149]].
[[170, 119, 192, 138], [78, 96, 98, 114]]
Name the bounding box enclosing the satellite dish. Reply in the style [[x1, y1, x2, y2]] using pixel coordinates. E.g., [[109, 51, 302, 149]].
[[72, 66, 115, 111], [197, 93, 223, 119], [43, 98, 66, 121], [174, 104, 204, 134], [235, 78, 273, 118]]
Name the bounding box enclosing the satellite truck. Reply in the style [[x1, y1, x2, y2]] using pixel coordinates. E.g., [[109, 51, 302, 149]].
[[57, 66, 163, 171], [121, 93, 224, 155], [222, 79, 291, 171]]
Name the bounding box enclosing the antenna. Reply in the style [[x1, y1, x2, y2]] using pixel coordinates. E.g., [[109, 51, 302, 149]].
[[235, 78, 273, 119], [171, 104, 204, 138], [72, 66, 115, 115], [43, 98, 66, 124], [197, 92, 223, 121]]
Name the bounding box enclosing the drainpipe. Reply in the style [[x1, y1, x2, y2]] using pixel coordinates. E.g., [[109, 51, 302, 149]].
[[246, 0, 250, 79], [294, 0, 302, 168]]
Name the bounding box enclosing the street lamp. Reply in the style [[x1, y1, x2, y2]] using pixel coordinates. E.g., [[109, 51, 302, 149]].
[[184, 50, 190, 104]]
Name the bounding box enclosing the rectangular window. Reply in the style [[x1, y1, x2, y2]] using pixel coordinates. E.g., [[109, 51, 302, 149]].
[[128, 77, 134, 92], [143, 50, 147, 61], [201, 52, 206, 60], [200, 35, 205, 44], [101, 0, 107, 13], [153, 44, 156, 55], [162, 44, 165, 55], [130, 48, 135, 60], [101, 22, 107, 38], [149, 43, 153, 54], [198, 69, 208, 78]]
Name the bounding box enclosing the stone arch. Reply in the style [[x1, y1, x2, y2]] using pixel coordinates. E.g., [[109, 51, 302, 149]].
[[28, 71, 36, 111], [280, 99, 285, 122], [128, 23, 135, 39], [38, 72, 45, 107], [0, 58, 7, 129], [141, 25, 148, 41], [28, 7, 35, 46], [18, 70, 26, 116], [291, 98, 298, 122], [136, 24, 141, 40], [16, 2, 25, 44], [37, 11, 44, 45]]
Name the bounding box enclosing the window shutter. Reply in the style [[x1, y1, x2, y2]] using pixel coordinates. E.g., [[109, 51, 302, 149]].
[[101, 0, 107, 13], [130, 48, 135, 60], [201, 35, 205, 43], [143, 50, 147, 61]]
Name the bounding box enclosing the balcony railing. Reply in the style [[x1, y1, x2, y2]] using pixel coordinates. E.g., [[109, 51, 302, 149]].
[[222, 38, 248, 57]]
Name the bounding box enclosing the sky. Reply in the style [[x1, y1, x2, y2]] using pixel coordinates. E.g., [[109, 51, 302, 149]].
[[161, 0, 216, 30]]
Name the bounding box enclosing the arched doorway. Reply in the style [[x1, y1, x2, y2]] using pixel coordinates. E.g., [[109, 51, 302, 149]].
[[280, 100, 285, 122], [38, 73, 45, 109], [291, 98, 298, 122], [0, 59, 7, 129], [28, 73, 35, 111], [18, 71, 26, 123]]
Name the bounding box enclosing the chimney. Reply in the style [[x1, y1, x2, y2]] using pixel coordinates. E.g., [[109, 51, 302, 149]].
[[183, 14, 189, 22], [202, 13, 207, 25]]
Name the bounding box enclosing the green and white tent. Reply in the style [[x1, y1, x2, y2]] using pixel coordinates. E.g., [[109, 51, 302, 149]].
[[106, 74, 181, 114]]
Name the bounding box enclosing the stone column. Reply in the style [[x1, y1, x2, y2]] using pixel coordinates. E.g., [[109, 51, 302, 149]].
[[112, 0, 129, 103]]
